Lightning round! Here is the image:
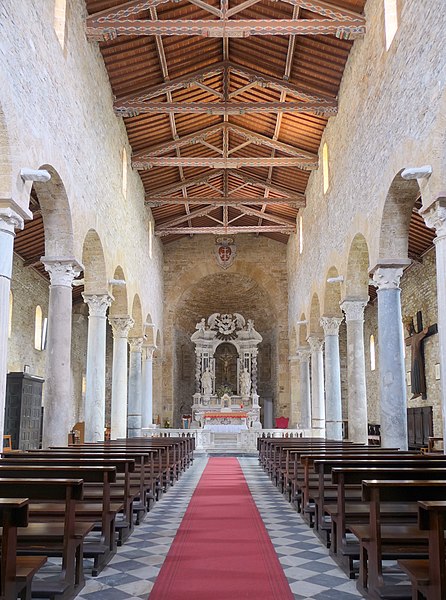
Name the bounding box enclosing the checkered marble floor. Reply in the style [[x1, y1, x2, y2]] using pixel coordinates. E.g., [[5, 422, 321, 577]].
[[68, 455, 364, 600]]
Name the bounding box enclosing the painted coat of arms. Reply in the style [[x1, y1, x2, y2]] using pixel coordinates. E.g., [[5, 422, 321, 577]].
[[214, 237, 236, 269]]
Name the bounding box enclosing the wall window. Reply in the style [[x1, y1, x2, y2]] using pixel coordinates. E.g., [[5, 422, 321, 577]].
[[54, 0, 67, 49], [370, 334, 376, 371], [299, 215, 303, 254], [34, 306, 43, 350], [8, 291, 13, 338], [322, 142, 329, 194], [384, 0, 398, 50], [122, 147, 128, 199]]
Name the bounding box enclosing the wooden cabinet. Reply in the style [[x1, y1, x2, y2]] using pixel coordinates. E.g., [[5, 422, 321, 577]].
[[5, 372, 44, 450], [407, 406, 433, 450]]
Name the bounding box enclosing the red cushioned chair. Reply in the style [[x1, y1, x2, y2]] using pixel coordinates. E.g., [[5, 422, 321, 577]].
[[275, 416, 289, 429]]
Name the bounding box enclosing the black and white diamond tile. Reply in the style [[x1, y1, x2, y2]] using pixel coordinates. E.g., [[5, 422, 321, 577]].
[[238, 457, 365, 600]]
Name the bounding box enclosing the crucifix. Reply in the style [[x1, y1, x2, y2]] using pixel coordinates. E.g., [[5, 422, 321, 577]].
[[404, 311, 438, 399]]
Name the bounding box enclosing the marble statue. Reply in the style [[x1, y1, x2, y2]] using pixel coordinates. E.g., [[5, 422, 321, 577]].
[[240, 368, 251, 396], [201, 367, 213, 396]]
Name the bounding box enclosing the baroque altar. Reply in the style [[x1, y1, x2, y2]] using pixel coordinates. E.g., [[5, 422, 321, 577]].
[[191, 313, 262, 431]]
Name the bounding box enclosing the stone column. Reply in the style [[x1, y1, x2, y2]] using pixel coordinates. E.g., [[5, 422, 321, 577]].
[[42, 257, 83, 447], [128, 337, 144, 438], [108, 316, 134, 440], [296, 347, 311, 429], [142, 344, 156, 429], [82, 293, 113, 442], [288, 354, 300, 427], [0, 206, 24, 439], [340, 299, 369, 444], [421, 199, 446, 449], [321, 317, 344, 440], [308, 336, 325, 434], [371, 261, 411, 450]]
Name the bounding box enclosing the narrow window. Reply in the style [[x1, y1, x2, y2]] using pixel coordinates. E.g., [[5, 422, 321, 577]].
[[370, 334, 376, 371], [384, 0, 398, 50], [323, 143, 329, 194], [41, 317, 48, 350], [148, 219, 153, 259], [8, 291, 13, 338], [54, 0, 67, 49], [34, 306, 43, 350], [299, 215, 303, 254], [122, 147, 128, 199]]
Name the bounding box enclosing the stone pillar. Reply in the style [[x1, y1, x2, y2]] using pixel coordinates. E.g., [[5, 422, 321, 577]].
[[340, 299, 369, 444], [421, 199, 446, 448], [308, 336, 325, 434], [288, 354, 300, 427], [296, 347, 311, 429], [0, 206, 24, 439], [82, 293, 113, 442], [42, 257, 82, 447], [371, 261, 411, 450], [108, 316, 134, 440], [321, 317, 344, 440], [128, 337, 144, 438], [142, 344, 156, 429]]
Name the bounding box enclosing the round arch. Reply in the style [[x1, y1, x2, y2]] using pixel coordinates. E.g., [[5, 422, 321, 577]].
[[323, 266, 343, 317], [109, 266, 129, 316], [82, 229, 108, 294], [130, 295, 144, 338], [298, 313, 308, 347], [309, 293, 323, 337], [345, 233, 370, 300]]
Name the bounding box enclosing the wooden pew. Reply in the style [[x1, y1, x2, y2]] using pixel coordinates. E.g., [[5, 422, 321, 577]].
[[0, 498, 47, 600]]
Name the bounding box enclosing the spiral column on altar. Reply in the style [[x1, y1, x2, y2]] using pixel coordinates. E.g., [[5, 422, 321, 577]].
[[0, 204, 25, 439], [296, 347, 311, 429], [421, 199, 446, 449], [307, 336, 325, 434], [127, 337, 144, 437], [41, 257, 83, 447], [371, 261, 411, 450], [108, 315, 134, 439], [142, 344, 156, 429], [251, 348, 258, 395], [340, 299, 369, 444], [320, 316, 344, 440]]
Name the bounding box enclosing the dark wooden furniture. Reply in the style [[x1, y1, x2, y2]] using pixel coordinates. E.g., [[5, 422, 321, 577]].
[[4, 372, 44, 450], [407, 405, 433, 450]]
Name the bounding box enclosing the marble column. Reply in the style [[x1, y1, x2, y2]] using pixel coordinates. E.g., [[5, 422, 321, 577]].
[[321, 317, 344, 440], [128, 337, 144, 438], [372, 261, 411, 450], [82, 293, 113, 442], [108, 316, 134, 440], [142, 344, 156, 429], [340, 299, 369, 444], [296, 347, 311, 429], [42, 257, 82, 447], [0, 206, 24, 439], [308, 336, 325, 434], [421, 199, 446, 450]]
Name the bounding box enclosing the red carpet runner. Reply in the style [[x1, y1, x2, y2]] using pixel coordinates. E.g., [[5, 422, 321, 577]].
[[149, 457, 294, 600]]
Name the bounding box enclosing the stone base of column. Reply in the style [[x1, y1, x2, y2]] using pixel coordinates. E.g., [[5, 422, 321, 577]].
[[127, 414, 142, 438]]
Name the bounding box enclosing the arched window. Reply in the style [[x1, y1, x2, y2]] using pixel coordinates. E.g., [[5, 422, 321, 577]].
[[370, 334, 376, 371], [34, 306, 43, 350], [8, 291, 13, 338], [122, 147, 128, 199], [54, 0, 67, 49], [299, 215, 303, 254], [323, 142, 329, 194], [384, 0, 398, 50]]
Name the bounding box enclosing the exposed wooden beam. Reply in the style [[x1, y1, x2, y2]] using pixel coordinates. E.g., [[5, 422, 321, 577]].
[[145, 196, 305, 206], [187, 0, 222, 17], [87, 19, 366, 42], [23, 255, 43, 268], [86, 0, 171, 23], [279, 0, 365, 22], [133, 123, 222, 157], [157, 204, 221, 229], [133, 156, 317, 169], [228, 169, 301, 198], [237, 205, 297, 226], [146, 169, 225, 196], [115, 100, 337, 117], [155, 225, 296, 236], [226, 0, 262, 18]]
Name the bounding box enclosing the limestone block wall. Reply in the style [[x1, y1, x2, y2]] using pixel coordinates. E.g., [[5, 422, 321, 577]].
[[160, 234, 289, 426], [70, 301, 88, 424]]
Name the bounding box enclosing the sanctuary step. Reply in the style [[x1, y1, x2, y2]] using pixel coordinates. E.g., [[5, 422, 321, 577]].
[[212, 433, 239, 450]]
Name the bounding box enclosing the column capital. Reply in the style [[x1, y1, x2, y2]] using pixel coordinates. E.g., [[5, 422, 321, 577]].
[[296, 346, 311, 362], [109, 315, 134, 338], [420, 198, 446, 240], [42, 257, 83, 287], [340, 298, 368, 322], [0, 207, 24, 233], [307, 335, 324, 352], [370, 260, 411, 291], [83, 293, 114, 317], [320, 316, 343, 336], [143, 344, 157, 360], [128, 337, 144, 353]]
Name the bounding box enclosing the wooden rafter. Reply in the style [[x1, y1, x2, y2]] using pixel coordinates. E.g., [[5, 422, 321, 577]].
[[133, 156, 317, 169], [155, 225, 297, 236], [237, 205, 296, 226], [147, 169, 225, 196], [228, 170, 300, 198], [157, 204, 221, 229], [145, 196, 305, 206]]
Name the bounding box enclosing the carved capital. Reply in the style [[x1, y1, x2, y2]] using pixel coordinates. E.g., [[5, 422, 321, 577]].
[[340, 299, 368, 322], [109, 316, 134, 338], [421, 198, 446, 239], [42, 258, 83, 287], [143, 344, 156, 360], [83, 293, 113, 317], [307, 336, 324, 352], [320, 316, 343, 336], [128, 337, 144, 353], [0, 207, 24, 234], [372, 266, 405, 291], [296, 346, 311, 363]]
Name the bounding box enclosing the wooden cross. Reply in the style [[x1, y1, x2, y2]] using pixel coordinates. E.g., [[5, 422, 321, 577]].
[[405, 311, 438, 399]]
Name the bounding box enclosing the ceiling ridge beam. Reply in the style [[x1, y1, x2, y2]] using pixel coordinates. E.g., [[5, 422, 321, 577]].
[[155, 225, 296, 236], [133, 157, 318, 169], [145, 196, 305, 206]]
